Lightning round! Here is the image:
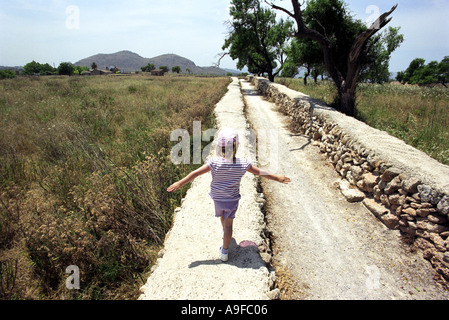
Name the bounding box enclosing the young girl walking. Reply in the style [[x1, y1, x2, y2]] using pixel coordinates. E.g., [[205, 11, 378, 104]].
[[167, 128, 291, 262]]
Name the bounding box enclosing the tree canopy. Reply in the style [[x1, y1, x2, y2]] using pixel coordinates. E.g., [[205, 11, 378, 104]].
[[222, 0, 293, 81], [271, 0, 401, 116], [397, 56, 449, 86], [23, 61, 56, 75]]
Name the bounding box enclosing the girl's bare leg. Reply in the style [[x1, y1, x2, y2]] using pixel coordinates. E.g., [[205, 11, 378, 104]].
[[221, 217, 234, 250]]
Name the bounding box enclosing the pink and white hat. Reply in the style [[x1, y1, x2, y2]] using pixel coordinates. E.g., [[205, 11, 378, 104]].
[[217, 127, 239, 148]]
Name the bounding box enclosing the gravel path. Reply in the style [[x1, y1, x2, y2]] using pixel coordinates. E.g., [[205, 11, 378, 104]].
[[139, 77, 448, 300], [241, 79, 449, 300]]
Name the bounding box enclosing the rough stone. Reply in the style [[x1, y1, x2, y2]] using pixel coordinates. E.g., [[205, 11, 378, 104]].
[[402, 207, 417, 217], [339, 180, 365, 202], [385, 176, 402, 195], [402, 178, 421, 194], [437, 195, 449, 216], [266, 288, 281, 300], [418, 185, 442, 205], [381, 167, 401, 182], [363, 198, 389, 217], [416, 208, 432, 218], [430, 233, 446, 252], [350, 165, 364, 181], [362, 173, 379, 192], [381, 213, 400, 230]]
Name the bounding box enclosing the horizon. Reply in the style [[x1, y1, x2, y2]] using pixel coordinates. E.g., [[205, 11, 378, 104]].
[[0, 0, 448, 72]]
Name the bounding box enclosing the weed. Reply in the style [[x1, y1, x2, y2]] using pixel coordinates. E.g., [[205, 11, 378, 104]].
[[0, 74, 230, 299]]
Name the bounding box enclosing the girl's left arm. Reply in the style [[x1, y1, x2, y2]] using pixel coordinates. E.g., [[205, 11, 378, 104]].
[[167, 164, 211, 192], [247, 165, 291, 184]]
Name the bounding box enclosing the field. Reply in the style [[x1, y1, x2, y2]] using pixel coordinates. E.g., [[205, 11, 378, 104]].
[[0, 74, 230, 299], [276, 78, 449, 166]]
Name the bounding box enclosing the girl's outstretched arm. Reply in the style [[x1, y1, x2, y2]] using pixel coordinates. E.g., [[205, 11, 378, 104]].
[[167, 164, 211, 192], [247, 165, 291, 184]]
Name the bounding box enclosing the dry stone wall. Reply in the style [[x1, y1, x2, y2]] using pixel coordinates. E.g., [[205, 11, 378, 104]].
[[248, 76, 449, 282]]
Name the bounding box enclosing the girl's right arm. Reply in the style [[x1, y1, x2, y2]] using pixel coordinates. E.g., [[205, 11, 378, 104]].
[[247, 165, 291, 184], [167, 164, 211, 192]]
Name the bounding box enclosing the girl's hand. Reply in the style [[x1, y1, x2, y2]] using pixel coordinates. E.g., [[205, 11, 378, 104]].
[[278, 175, 291, 184], [167, 182, 181, 192]]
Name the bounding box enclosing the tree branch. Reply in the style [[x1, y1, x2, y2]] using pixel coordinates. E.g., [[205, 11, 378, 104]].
[[214, 52, 229, 68], [348, 5, 398, 66]]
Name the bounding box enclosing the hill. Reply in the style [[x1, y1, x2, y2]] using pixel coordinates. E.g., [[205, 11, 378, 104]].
[[74, 50, 230, 75]]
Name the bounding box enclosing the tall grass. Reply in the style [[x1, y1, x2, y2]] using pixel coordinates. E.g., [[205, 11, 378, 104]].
[[276, 78, 449, 165], [0, 74, 230, 299]]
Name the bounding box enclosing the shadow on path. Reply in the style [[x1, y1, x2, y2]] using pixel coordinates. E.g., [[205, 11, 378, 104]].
[[189, 239, 266, 270]]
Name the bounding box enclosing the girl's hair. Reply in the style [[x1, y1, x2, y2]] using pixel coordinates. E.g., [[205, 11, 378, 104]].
[[221, 141, 237, 163]]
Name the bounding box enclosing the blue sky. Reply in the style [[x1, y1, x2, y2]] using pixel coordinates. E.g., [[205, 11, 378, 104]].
[[0, 0, 448, 72]]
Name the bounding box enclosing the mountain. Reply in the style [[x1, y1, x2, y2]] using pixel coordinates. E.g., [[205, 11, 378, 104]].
[[74, 50, 230, 75]]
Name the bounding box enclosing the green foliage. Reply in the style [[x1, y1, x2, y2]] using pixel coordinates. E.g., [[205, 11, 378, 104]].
[[57, 62, 75, 76], [0, 70, 16, 79], [397, 56, 449, 85], [23, 60, 56, 75], [304, 0, 365, 77], [223, 0, 293, 81], [172, 66, 181, 74], [359, 27, 404, 84], [73, 66, 89, 75], [141, 63, 155, 72]]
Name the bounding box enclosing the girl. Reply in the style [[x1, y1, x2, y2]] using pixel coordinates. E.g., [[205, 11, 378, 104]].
[[167, 128, 291, 262]]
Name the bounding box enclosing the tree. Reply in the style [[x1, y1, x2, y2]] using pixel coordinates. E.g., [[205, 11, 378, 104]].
[[268, 0, 399, 116], [359, 27, 404, 84], [74, 66, 89, 75], [23, 60, 43, 75], [159, 66, 169, 73], [23, 61, 56, 75], [141, 63, 155, 72], [91, 62, 98, 70], [437, 56, 449, 87], [0, 70, 16, 79], [285, 37, 324, 84], [397, 57, 449, 86], [172, 66, 181, 74], [222, 0, 293, 82], [57, 62, 75, 76]]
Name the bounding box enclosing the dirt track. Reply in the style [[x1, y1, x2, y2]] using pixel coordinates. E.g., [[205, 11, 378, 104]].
[[139, 77, 449, 300], [242, 79, 448, 300]]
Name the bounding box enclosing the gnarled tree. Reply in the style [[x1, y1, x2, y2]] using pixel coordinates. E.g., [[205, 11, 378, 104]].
[[268, 0, 398, 116], [221, 0, 293, 82]]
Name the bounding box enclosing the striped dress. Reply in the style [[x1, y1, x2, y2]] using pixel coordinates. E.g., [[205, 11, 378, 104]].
[[207, 157, 252, 201]]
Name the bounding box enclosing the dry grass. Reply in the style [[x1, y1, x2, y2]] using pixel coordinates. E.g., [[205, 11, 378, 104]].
[[0, 74, 230, 299], [276, 78, 449, 165]]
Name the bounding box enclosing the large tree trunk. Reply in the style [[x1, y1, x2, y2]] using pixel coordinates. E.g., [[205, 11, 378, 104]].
[[304, 66, 310, 86], [339, 89, 356, 117]]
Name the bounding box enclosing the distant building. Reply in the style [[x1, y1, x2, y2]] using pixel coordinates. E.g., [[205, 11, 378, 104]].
[[151, 69, 165, 76], [91, 69, 113, 76]]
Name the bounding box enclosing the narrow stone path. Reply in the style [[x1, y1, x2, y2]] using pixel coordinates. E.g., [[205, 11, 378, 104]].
[[139, 77, 275, 300]]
